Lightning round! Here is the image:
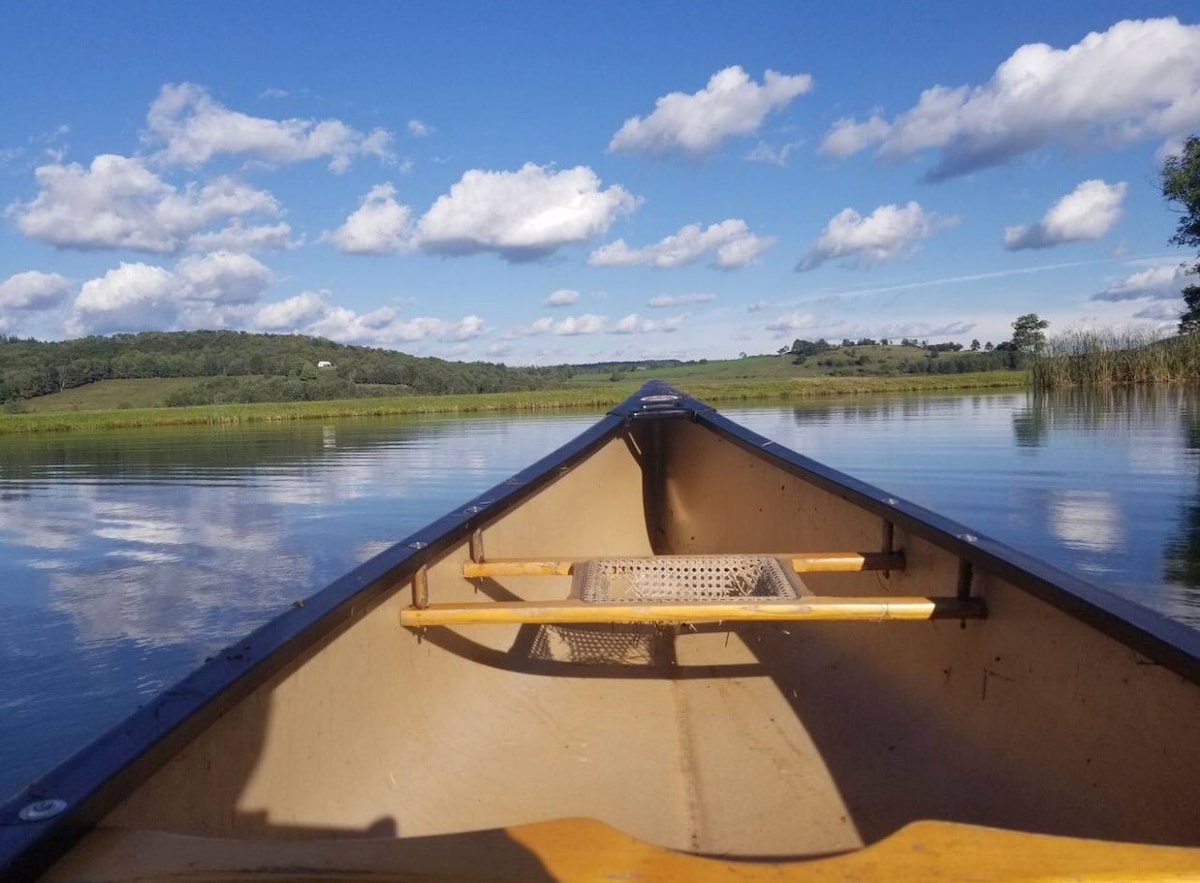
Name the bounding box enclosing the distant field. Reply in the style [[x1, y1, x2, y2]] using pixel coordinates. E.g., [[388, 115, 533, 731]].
[[0, 370, 1027, 434]]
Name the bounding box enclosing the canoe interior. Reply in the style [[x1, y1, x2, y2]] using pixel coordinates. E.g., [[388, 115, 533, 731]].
[[38, 410, 1200, 872]]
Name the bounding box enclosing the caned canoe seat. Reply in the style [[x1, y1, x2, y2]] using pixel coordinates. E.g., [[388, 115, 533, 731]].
[[399, 553, 986, 626]]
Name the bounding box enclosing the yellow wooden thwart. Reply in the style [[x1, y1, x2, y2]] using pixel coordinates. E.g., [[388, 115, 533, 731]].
[[400, 596, 984, 627], [462, 551, 904, 579]]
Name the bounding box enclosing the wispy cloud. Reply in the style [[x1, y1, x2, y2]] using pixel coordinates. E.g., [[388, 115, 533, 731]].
[[805, 258, 1122, 301]]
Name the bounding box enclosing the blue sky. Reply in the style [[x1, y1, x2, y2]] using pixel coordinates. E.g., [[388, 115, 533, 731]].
[[1, 1, 1198, 364]]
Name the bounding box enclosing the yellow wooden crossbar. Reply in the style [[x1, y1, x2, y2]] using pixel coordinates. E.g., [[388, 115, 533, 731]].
[[461, 551, 904, 579], [400, 596, 985, 627]]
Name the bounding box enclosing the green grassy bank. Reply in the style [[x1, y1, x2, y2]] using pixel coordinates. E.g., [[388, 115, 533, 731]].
[[0, 371, 1026, 435]]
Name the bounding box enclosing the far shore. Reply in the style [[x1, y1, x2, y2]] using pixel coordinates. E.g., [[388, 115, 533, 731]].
[[0, 372, 1026, 435]]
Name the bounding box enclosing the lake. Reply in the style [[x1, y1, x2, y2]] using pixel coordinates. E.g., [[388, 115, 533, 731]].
[[2, 386, 1198, 801]]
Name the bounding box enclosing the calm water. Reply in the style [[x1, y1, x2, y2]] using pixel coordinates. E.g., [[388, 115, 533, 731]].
[[1, 387, 1199, 800]]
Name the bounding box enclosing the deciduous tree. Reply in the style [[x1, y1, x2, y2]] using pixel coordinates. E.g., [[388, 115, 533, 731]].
[[1162, 135, 1200, 333], [1011, 314, 1049, 353]]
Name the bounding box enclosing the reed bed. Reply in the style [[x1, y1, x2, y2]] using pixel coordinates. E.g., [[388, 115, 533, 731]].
[[1030, 331, 1200, 389], [0, 372, 1025, 435]]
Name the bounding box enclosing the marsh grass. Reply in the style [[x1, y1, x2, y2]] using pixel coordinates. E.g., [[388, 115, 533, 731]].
[[1031, 331, 1200, 389]]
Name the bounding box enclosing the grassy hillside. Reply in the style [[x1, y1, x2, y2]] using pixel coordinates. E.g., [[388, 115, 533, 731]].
[[11, 378, 207, 412], [0, 329, 572, 402]]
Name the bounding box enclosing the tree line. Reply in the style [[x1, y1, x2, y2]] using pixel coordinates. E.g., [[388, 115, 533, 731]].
[[784, 319, 1047, 374], [0, 330, 575, 404]]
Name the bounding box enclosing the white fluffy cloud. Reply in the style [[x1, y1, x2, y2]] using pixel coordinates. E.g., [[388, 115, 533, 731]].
[[0, 271, 72, 311], [524, 314, 607, 336], [543, 289, 580, 307], [145, 83, 393, 173], [647, 292, 715, 308], [325, 184, 414, 254], [416, 163, 638, 261], [1093, 263, 1191, 301], [821, 17, 1200, 179], [189, 221, 296, 252], [798, 202, 951, 270], [407, 119, 432, 137], [255, 291, 327, 330], [820, 116, 891, 160], [254, 291, 483, 345], [610, 313, 684, 334], [7, 154, 279, 253], [174, 251, 272, 304], [1004, 180, 1126, 250], [609, 66, 813, 157], [67, 253, 274, 334], [589, 219, 773, 269], [71, 262, 182, 334]]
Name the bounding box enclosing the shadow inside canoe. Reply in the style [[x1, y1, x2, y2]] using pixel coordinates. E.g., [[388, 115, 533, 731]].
[[412, 621, 767, 680]]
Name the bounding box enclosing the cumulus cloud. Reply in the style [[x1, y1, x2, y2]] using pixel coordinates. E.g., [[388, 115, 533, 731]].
[[798, 202, 952, 270], [521, 314, 607, 336], [0, 271, 72, 311], [820, 115, 891, 159], [543, 289, 579, 307], [174, 251, 272, 304], [407, 119, 432, 137], [1092, 262, 1191, 301], [610, 313, 684, 334], [589, 219, 773, 269], [254, 290, 483, 345], [67, 252, 275, 335], [647, 292, 715, 308], [325, 183, 414, 254], [188, 220, 297, 252], [70, 262, 182, 334], [416, 163, 638, 261], [145, 82, 393, 172], [609, 66, 812, 157], [255, 290, 327, 330], [820, 17, 1200, 180], [1004, 180, 1126, 250], [7, 154, 279, 253], [766, 312, 819, 334]]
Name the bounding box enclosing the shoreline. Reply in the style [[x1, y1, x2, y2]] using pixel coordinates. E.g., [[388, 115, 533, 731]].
[[0, 372, 1027, 435]]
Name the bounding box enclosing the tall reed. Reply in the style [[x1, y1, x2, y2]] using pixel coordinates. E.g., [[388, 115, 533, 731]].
[[1030, 330, 1200, 389]]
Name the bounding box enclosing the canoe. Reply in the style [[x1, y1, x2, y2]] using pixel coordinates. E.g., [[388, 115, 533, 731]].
[[3, 381, 1200, 881]]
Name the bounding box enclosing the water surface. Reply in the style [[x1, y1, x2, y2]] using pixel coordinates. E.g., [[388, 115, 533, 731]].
[[2, 387, 1198, 800]]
